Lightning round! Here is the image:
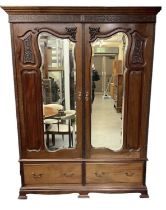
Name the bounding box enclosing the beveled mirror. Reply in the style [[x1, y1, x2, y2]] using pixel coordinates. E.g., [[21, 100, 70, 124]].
[[38, 33, 76, 152], [91, 32, 128, 151]]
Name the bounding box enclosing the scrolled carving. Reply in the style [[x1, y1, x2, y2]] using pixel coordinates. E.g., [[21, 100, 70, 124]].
[[130, 31, 146, 66], [89, 27, 100, 42], [65, 27, 77, 42], [22, 34, 35, 64], [19, 27, 78, 66]]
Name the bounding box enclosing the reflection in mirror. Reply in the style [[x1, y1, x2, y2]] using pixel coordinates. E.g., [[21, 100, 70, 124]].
[[38, 33, 76, 152], [91, 32, 128, 151]]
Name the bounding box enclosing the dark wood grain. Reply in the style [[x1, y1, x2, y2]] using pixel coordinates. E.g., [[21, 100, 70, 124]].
[[127, 70, 142, 149]]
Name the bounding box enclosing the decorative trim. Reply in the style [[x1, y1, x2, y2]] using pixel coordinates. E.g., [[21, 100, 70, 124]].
[[84, 15, 155, 23], [3, 6, 161, 15], [18, 27, 78, 66], [22, 34, 35, 64], [65, 27, 77, 42], [89, 27, 100, 42], [9, 14, 156, 23], [130, 31, 146, 66]]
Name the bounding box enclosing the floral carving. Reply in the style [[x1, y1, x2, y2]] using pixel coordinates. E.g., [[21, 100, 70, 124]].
[[131, 32, 146, 65], [65, 27, 77, 41], [89, 27, 100, 42], [22, 34, 35, 64]]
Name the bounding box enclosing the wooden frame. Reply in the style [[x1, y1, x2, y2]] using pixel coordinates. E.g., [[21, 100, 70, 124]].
[[1, 6, 161, 199]]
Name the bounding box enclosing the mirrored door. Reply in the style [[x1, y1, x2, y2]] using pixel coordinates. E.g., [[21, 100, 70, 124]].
[[38, 33, 78, 152], [84, 25, 129, 158], [91, 32, 128, 151]]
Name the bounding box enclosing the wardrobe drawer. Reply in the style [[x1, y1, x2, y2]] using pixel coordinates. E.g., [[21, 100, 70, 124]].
[[23, 163, 81, 185], [86, 163, 143, 184]]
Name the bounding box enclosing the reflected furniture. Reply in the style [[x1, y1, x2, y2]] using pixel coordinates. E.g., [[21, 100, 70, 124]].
[[44, 118, 58, 147], [112, 60, 122, 76], [113, 74, 123, 112], [46, 110, 76, 149], [112, 60, 123, 112], [1, 6, 161, 199], [110, 82, 114, 99]]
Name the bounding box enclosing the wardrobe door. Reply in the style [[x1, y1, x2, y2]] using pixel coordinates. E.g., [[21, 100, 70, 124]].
[[11, 23, 83, 159], [84, 23, 155, 159]]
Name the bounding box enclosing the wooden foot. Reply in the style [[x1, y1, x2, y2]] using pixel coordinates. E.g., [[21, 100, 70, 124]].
[[18, 192, 27, 199], [78, 193, 89, 198], [140, 191, 149, 198]]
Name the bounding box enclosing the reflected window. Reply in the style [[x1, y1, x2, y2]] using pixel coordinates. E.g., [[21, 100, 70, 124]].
[[91, 32, 128, 151], [38, 33, 77, 152]]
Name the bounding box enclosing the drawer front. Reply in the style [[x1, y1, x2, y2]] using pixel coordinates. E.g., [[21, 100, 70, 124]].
[[86, 163, 143, 184], [24, 163, 81, 185]]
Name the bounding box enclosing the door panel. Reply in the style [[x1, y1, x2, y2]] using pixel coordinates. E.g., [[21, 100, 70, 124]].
[[12, 23, 83, 158], [11, 22, 155, 160], [21, 69, 43, 151], [84, 23, 154, 159], [127, 71, 142, 149]]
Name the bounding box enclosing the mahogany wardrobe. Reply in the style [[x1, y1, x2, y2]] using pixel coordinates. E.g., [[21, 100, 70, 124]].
[[2, 6, 161, 198]]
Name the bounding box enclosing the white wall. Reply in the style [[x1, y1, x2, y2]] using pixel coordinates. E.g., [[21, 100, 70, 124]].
[[0, 0, 165, 210]]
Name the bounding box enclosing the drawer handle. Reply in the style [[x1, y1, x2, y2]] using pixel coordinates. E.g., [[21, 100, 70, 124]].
[[32, 173, 43, 179], [63, 173, 74, 177], [85, 92, 90, 101], [125, 172, 134, 177], [27, 148, 41, 152], [77, 91, 82, 101], [95, 172, 106, 178]]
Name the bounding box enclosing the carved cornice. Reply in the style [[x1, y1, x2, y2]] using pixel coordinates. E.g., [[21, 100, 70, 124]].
[[9, 14, 156, 23], [3, 6, 161, 15], [84, 15, 156, 23]]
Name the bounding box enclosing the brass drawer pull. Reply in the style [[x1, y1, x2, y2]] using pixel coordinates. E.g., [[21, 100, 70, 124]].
[[63, 173, 74, 177], [27, 148, 41, 152], [125, 172, 134, 177], [32, 172, 43, 179], [94, 172, 106, 178]]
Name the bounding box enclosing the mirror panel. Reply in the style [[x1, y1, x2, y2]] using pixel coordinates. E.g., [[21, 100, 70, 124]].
[[91, 32, 128, 151], [38, 33, 76, 152]]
